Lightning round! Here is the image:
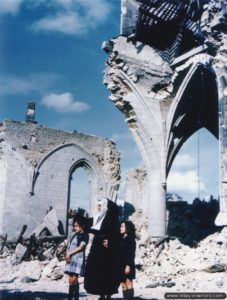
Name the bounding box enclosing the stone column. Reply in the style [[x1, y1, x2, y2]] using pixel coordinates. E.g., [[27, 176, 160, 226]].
[[215, 65, 227, 226], [202, 0, 227, 225], [103, 36, 172, 236]]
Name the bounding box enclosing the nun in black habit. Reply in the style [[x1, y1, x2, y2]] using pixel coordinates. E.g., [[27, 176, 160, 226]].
[[84, 198, 119, 299]]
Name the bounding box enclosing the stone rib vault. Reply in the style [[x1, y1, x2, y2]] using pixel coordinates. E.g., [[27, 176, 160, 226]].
[[103, 0, 227, 236]]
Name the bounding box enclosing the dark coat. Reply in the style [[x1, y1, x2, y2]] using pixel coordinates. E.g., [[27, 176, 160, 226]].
[[116, 235, 136, 282], [84, 200, 119, 295]]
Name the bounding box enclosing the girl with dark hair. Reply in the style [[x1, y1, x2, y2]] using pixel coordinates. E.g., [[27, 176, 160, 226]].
[[117, 221, 136, 299], [64, 217, 89, 300]]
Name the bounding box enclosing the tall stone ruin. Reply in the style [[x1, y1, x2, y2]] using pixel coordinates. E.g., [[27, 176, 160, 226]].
[[103, 0, 227, 237], [0, 120, 120, 239]]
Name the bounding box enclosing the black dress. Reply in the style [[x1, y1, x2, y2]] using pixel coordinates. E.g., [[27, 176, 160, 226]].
[[84, 200, 119, 295], [117, 235, 136, 282]]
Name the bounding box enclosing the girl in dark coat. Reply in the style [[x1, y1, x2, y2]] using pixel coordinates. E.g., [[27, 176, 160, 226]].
[[84, 198, 119, 300], [118, 221, 136, 299], [64, 217, 89, 300]]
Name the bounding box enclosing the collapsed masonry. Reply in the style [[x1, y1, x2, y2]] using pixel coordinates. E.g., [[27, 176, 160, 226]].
[[1, 210, 227, 296], [103, 0, 227, 236], [0, 120, 120, 239]]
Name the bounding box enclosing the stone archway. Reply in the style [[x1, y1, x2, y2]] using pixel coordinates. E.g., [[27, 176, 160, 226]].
[[103, 0, 227, 237], [166, 63, 218, 175], [31, 144, 106, 233], [104, 19, 226, 237], [68, 160, 92, 212], [0, 121, 120, 239], [68, 159, 98, 213]]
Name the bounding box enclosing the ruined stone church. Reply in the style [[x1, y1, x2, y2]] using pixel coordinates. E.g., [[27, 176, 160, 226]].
[[0, 114, 120, 239], [0, 0, 226, 239], [103, 0, 227, 236]]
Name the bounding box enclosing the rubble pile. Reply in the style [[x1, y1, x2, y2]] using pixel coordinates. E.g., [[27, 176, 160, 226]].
[[133, 213, 227, 294], [0, 208, 227, 299], [0, 207, 67, 285], [0, 208, 66, 261]]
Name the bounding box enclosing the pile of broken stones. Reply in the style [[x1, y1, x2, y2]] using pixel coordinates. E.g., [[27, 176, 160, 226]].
[[133, 213, 227, 297], [0, 209, 227, 299]]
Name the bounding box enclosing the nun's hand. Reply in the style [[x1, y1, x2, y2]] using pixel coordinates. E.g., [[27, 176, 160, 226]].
[[103, 239, 109, 248], [125, 265, 130, 274]]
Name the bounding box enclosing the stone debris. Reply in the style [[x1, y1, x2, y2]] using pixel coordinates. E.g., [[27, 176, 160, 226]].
[[0, 119, 121, 241], [0, 207, 66, 264], [202, 264, 226, 273], [0, 212, 226, 299], [14, 243, 27, 263], [133, 217, 227, 294], [32, 208, 60, 237]]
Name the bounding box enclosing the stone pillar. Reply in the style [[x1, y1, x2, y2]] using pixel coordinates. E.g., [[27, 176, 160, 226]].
[[104, 0, 227, 236], [202, 0, 227, 225], [147, 171, 166, 236], [215, 66, 227, 226], [103, 36, 172, 236]]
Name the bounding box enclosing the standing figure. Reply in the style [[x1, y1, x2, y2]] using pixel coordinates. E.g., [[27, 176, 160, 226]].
[[65, 217, 89, 300], [117, 221, 136, 299], [84, 198, 119, 300]]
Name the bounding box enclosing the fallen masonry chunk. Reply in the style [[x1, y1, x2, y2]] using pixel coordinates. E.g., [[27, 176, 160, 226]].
[[160, 282, 176, 288], [14, 243, 27, 263], [32, 208, 61, 237], [145, 283, 160, 288], [203, 264, 226, 273]]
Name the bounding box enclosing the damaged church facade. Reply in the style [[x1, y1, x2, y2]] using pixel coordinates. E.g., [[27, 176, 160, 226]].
[[0, 120, 120, 239], [103, 0, 227, 236], [1, 0, 227, 241]]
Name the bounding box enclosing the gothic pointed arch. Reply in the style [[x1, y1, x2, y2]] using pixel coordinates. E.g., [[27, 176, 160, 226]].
[[166, 61, 218, 176], [31, 143, 106, 231]]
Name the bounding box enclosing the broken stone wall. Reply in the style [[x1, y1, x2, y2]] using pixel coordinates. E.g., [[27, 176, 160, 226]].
[[103, 0, 227, 236], [0, 120, 120, 239], [125, 168, 149, 213]]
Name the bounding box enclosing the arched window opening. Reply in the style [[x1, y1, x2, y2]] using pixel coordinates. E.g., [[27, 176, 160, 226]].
[[67, 166, 90, 233], [166, 128, 220, 246], [167, 128, 218, 203]]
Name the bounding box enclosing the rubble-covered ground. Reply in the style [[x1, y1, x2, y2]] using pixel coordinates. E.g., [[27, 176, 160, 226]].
[[133, 214, 227, 299], [0, 211, 226, 300]]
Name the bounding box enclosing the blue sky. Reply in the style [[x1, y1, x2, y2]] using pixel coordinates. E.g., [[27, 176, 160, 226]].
[[0, 0, 219, 205]]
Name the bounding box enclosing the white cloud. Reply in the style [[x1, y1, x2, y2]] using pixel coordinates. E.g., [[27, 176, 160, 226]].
[[0, 73, 60, 96], [31, 0, 112, 35], [0, 0, 112, 35], [32, 12, 85, 35], [167, 170, 206, 194], [0, 0, 23, 15], [41, 92, 89, 113], [77, 0, 111, 23], [172, 154, 196, 171]]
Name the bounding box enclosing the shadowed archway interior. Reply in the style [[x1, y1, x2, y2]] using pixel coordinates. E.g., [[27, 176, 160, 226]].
[[167, 64, 218, 176]]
